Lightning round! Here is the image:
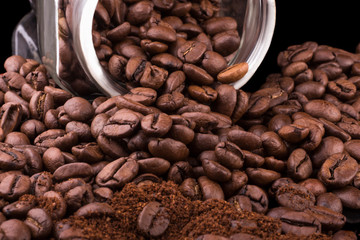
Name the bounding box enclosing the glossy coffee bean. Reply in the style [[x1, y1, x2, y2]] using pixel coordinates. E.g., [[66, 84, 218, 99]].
[[137, 201, 170, 237]]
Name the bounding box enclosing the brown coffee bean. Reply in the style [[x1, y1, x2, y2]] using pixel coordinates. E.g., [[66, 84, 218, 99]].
[[238, 185, 268, 214], [201, 51, 227, 77], [278, 124, 309, 143], [138, 157, 171, 176], [103, 108, 141, 139], [227, 129, 262, 151], [0, 173, 30, 201], [213, 84, 237, 116], [0, 219, 31, 240], [96, 157, 139, 188], [137, 201, 170, 237], [183, 63, 214, 85], [30, 172, 53, 197], [212, 30, 240, 56], [217, 62, 248, 84], [64, 97, 94, 122], [24, 208, 52, 239], [177, 41, 206, 64], [124, 87, 157, 106], [318, 152, 358, 188], [304, 99, 341, 122], [287, 148, 313, 180], [0, 144, 26, 170], [214, 141, 244, 169], [246, 168, 281, 187], [148, 138, 189, 162], [34, 129, 78, 151], [261, 131, 288, 159], [202, 159, 231, 182], [280, 211, 321, 236], [198, 176, 224, 200], [53, 162, 94, 182], [275, 183, 315, 211], [155, 92, 184, 112], [2, 195, 36, 218]]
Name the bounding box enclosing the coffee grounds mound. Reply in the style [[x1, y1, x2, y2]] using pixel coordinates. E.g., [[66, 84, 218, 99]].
[[62, 181, 331, 240]]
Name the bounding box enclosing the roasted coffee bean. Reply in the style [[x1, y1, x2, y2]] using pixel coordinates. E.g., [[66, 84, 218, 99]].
[[24, 208, 52, 239], [64, 97, 94, 122], [75, 202, 114, 218], [71, 142, 104, 163], [53, 162, 94, 182], [294, 81, 325, 99], [64, 184, 94, 211], [212, 30, 240, 56], [42, 147, 65, 173], [287, 148, 312, 180], [0, 173, 31, 201], [227, 129, 262, 151], [151, 53, 183, 71], [124, 87, 157, 106], [238, 185, 268, 214], [167, 161, 193, 184], [2, 194, 36, 219], [20, 119, 46, 141], [227, 195, 252, 212], [30, 172, 53, 197], [34, 129, 78, 151], [214, 141, 244, 169], [0, 145, 26, 170], [275, 183, 315, 211], [298, 178, 327, 197], [278, 124, 309, 143], [0, 102, 23, 140], [179, 178, 202, 200], [97, 133, 129, 159], [0, 219, 31, 240], [96, 157, 139, 188], [202, 159, 231, 182], [198, 176, 224, 200], [168, 124, 194, 144], [280, 211, 321, 236], [332, 230, 357, 240], [137, 201, 170, 237], [305, 205, 346, 232], [177, 41, 206, 64], [29, 91, 54, 121], [141, 113, 172, 137], [39, 191, 67, 220], [187, 85, 217, 104], [318, 152, 358, 188], [183, 63, 214, 85], [246, 168, 281, 187], [261, 131, 288, 159], [148, 138, 189, 162], [316, 192, 343, 213], [138, 157, 170, 176], [242, 150, 265, 168], [65, 121, 92, 143], [217, 63, 248, 84], [310, 136, 344, 168], [103, 108, 141, 139], [162, 70, 186, 93]]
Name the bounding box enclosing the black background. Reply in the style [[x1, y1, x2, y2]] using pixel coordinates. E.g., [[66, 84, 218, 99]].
[[1, 0, 360, 81]]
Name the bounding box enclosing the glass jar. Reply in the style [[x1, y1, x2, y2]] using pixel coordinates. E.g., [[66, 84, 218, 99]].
[[13, 0, 276, 98]]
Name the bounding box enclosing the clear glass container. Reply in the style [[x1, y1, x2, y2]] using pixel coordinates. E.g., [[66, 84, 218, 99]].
[[13, 0, 276, 98]]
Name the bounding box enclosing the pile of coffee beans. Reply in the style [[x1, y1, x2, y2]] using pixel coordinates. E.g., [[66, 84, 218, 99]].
[[0, 40, 359, 239], [1, 2, 360, 238], [58, 0, 246, 96]]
